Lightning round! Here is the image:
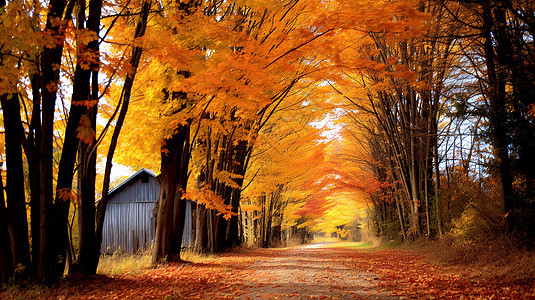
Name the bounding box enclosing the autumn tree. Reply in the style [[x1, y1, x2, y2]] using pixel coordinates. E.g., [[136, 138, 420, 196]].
[[327, 0, 461, 240], [239, 91, 326, 247], [430, 0, 535, 237], [117, 0, 341, 256], [470, 0, 533, 232], [0, 0, 41, 281], [3, 0, 532, 286], [1, 92, 31, 277], [0, 0, 157, 282]]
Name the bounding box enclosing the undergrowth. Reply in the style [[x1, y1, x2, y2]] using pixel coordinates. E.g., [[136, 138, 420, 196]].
[[410, 235, 535, 283], [0, 284, 47, 300]]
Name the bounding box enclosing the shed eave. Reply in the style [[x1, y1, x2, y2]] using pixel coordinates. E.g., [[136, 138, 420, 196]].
[[96, 168, 157, 203]]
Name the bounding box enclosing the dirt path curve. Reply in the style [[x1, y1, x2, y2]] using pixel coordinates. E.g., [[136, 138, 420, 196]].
[[236, 243, 396, 299]]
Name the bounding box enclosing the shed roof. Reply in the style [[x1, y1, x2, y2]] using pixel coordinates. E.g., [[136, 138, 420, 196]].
[[101, 168, 157, 200]]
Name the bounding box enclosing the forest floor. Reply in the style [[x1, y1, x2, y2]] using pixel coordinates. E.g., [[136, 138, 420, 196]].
[[2, 242, 534, 299]]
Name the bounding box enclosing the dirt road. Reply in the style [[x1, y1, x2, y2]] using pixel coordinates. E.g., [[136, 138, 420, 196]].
[[221, 243, 534, 299], [238, 243, 395, 299], [2, 242, 533, 299]]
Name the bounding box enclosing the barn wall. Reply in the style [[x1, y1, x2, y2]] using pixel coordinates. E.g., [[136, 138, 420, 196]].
[[182, 200, 192, 247], [101, 171, 194, 254], [101, 175, 159, 254]]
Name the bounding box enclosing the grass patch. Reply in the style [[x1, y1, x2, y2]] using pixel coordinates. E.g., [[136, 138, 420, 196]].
[[319, 241, 376, 249], [1, 284, 48, 300], [335, 241, 375, 249], [97, 253, 152, 276], [180, 248, 218, 263], [97, 248, 218, 276]]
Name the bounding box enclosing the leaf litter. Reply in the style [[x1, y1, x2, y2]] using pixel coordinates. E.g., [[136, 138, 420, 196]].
[[2, 244, 534, 299]]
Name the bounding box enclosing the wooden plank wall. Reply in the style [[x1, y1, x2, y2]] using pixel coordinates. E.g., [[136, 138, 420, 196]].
[[182, 200, 192, 247], [101, 172, 194, 254], [101, 174, 159, 254]]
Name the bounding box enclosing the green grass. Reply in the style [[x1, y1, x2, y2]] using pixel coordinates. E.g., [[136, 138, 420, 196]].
[[307, 237, 378, 250], [334, 241, 375, 249], [313, 241, 376, 249]]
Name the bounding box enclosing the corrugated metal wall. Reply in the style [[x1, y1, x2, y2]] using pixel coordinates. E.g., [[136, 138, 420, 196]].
[[101, 174, 159, 254]]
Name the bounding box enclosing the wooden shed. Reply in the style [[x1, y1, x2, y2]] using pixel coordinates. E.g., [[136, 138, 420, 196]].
[[100, 169, 192, 254]]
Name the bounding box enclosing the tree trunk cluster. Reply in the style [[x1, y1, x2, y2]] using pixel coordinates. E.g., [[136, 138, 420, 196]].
[[193, 126, 247, 253], [477, 0, 535, 232], [0, 0, 150, 283], [241, 184, 287, 248], [347, 2, 456, 241], [352, 0, 535, 241]]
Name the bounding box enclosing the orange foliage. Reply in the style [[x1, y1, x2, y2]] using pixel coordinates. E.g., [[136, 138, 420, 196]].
[[183, 184, 236, 220]]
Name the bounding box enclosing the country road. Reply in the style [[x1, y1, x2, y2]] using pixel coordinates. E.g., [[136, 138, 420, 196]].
[[237, 243, 396, 299], [2, 242, 533, 299]]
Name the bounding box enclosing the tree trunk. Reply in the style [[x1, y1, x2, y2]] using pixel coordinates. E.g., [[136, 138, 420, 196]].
[[228, 188, 242, 247], [0, 168, 14, 283], [395, 190, 407, 241], [193, 171, 208, 253], [28, 74, 42, 274], [207, 209, 215, 253], [194, 204, 208, 253], [52, 52, 89, 278], [51, 0, 101, 277], [74, 105, 98, 275], [152, 125, 190, 264], [409, 132, 422, 238], [38, 0, 72, 282], [226, 140, 247, 248], [433, 134, 443, 237], [482, 1, 514, 228], [1, 93, 31, 277], [0, 1, 14, 283]]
